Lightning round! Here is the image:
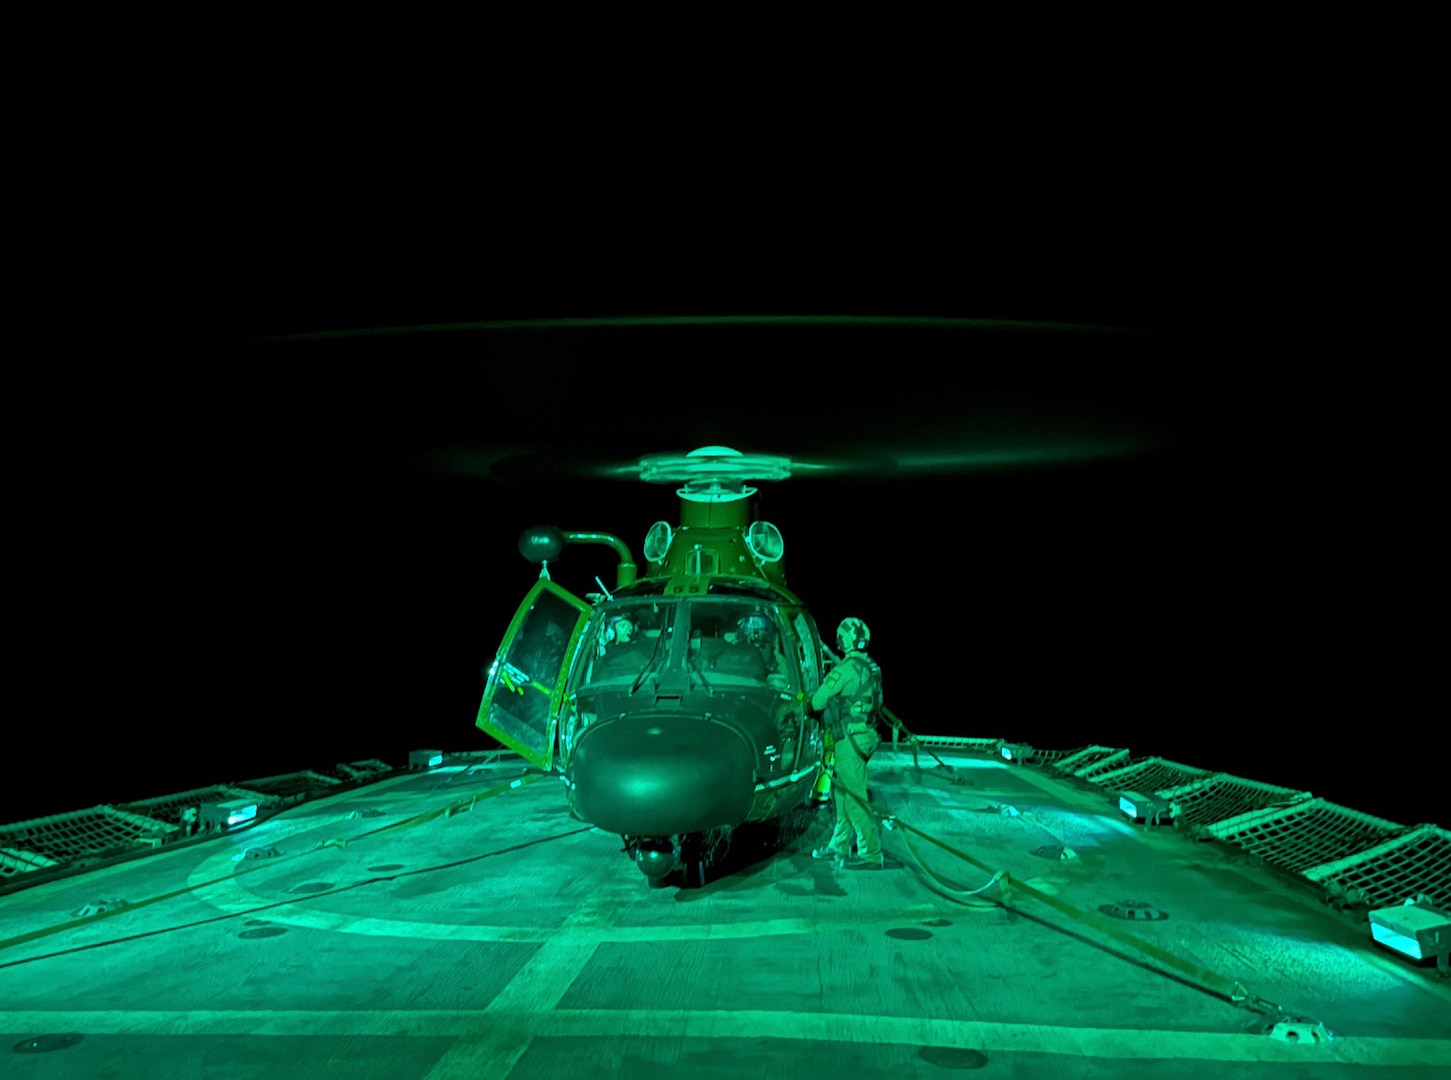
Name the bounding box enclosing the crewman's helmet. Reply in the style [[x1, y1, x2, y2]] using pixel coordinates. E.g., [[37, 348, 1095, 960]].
[[737, 613, 773, 645], [836, 617, 870, 654], [607, 615, 636, 645]]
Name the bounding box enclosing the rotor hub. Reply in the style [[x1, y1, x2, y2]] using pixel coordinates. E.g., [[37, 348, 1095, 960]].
[[635, 446, 795, 503]]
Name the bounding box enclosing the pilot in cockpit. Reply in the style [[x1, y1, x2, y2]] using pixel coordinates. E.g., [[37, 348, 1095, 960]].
[[693, 612, 769, 679], [733, 613, 782, 675], [591, 612, 653, 679]]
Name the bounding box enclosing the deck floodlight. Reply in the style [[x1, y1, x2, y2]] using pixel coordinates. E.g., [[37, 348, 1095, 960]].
[[410, 749, 445, 769], [200, 799, 258, 830], [1368, 898, 1451, 975], [1118, 791, 1173, 825], [999, 742, 1034, 764]]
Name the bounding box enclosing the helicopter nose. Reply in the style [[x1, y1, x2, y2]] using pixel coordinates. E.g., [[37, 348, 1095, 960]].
[[571, 716, 756, 836]]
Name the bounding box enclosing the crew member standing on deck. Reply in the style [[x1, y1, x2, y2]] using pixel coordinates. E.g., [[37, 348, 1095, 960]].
[[809, 617, 884, 869]]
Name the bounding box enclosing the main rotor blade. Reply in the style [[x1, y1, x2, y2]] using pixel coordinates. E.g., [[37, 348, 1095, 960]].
[[248, 313, 1153, 345], [421, 434, 1156, 483]]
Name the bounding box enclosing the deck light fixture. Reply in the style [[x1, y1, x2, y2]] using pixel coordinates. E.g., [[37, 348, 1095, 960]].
[[1368, 897, 1450, 975], [200, 799, 258, 830], [1118, 791, 1173, 825], [1000, 742, 1034, 764]]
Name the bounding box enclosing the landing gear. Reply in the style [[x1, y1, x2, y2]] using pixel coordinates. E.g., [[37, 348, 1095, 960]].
[[647, 858, 703, 888], [625, 830, 726, 889], [628, 836, 682, 886], [681, 836, 706, 888]]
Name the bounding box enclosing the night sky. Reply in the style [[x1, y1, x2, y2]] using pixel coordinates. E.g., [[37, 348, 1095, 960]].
[[8, 261, 1435, 834]]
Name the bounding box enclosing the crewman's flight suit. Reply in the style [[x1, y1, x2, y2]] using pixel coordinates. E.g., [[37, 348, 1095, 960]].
[[811, 653, 882, 864]]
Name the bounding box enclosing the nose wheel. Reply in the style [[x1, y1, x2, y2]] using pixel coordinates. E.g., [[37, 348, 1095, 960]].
[[635, 835, 710, 889], [643, 856, 704, 888], [629, 828, 735, 889]]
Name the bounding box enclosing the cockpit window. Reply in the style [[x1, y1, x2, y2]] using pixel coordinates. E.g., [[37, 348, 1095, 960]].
[[793, 611, 822, 693], [685, 599, 795, 689], [575, 597, 798, 692], [577, 601, 672, 687]]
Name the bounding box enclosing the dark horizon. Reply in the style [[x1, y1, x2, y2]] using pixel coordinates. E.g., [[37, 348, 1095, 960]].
[[6, 299, 1437, 833]]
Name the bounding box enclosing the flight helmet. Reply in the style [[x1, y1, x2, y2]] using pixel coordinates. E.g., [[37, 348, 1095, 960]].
[[836, 617, 870, 654]]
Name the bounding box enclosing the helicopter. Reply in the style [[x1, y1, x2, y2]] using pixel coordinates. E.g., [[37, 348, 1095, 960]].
[[473, 446, 860, 887]]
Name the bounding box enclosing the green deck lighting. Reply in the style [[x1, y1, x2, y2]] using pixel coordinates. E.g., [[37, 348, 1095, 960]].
[[1118, 792, 1174, 825], [1369, 899, 1451, 974], [200, 798, 258, 830]]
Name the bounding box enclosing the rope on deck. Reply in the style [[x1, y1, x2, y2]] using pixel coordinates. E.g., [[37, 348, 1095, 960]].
[[831, 775, 1287, 1020]]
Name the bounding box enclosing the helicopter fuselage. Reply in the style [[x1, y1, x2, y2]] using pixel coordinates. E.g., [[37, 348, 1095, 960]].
[[561, 589, 826, 845], [478, 576, 830, 884], [475, 450, 835, 884]]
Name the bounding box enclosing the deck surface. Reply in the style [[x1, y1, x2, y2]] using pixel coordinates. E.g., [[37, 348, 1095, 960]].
[[3, 752, 1449, 1078]]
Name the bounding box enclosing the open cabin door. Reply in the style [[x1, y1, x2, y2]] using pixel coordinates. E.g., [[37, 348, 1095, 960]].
[[476, 578, 592, 769]]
